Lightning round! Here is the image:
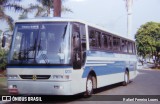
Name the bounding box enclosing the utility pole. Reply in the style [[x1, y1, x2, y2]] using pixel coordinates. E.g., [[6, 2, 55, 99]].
[[125, 0, 133, 39], [53, 0, 61, 17]]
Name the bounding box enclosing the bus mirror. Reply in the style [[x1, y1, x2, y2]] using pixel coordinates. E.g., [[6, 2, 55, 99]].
[[72, 51, 81, 69], [2, 35, 6, 47]]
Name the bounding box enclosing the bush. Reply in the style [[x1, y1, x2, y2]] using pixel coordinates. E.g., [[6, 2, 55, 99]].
[[0, 48, 7, 71]]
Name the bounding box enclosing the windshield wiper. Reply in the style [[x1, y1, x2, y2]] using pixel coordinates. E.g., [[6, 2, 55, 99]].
[[18, 47, 36, 63], [37, 39, 49, 64], [18, 38, 37, 63]]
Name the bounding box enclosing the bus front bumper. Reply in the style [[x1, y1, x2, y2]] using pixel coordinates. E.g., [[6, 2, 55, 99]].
[[8, 80, 72, 95]]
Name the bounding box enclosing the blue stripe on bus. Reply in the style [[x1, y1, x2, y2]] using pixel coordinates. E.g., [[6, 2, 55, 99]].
[[86, 50, 136, 58], [82, 61, 135, 78], [86, 50, 115, 57], [80, 50, 137, 78]]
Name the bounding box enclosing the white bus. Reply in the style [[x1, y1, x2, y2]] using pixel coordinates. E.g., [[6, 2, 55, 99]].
[[3, 18, 137, 96]]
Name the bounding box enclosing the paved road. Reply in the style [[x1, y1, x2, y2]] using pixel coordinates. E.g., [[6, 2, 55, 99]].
[[1, 69, 160, 104], [97, 69, 160, 95], [59, 69, 159, 104]]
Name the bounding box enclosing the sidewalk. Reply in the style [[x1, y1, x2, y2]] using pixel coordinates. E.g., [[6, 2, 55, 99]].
[[137, 62, 159, 70]]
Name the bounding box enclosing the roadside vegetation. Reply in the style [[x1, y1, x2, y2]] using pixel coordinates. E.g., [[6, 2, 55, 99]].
[[0, 48, 7, 71], [135, 22, 160, 69]]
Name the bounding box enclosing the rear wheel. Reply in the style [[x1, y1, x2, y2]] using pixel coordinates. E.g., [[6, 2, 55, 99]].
[[123, 71, 129, 86]]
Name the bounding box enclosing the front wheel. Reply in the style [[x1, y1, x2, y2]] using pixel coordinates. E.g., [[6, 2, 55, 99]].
[[84, 76, 93, 97]]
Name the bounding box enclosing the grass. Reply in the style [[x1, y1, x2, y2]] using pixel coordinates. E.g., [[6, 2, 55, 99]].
[[0, 77, 8, 95], [0, 77, 7, 85]]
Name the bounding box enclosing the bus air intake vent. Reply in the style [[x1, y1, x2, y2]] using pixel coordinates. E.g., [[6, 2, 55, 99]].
[[19, 75, 51, 79]]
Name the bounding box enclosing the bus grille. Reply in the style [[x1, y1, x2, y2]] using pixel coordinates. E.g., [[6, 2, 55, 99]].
[[19, 75, 51, 79]]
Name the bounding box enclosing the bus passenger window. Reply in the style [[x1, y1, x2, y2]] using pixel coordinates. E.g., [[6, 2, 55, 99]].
[[89, 29, 96, 48], [128, 42, 133, 54], [117, 38, 120, 51], [108, 36, 112, 50], [113, 37, 120, 51], [133, 43, 136, 54], [96, 31, 101, 48], [121, 40, 128, 53], [102, 34, 108, 49]]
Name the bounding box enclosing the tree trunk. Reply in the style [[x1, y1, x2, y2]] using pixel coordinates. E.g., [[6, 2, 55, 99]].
[[53, 0, 61, 17], [47, 5, 50, 17]]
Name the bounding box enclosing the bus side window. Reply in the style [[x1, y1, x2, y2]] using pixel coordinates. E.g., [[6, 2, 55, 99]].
[[128, 42, 133, 54], [133, 43, 136, 54], [112, 37, 120, 51], [121, 40, 128, 53], [89, 29, 96, 48], [102, 33, 108, 49], [96, 31, 101, 48], [108, 35, 112, 50], [80, 24, 86, 65]]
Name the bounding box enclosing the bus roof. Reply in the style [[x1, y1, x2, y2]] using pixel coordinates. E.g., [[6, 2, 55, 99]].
[[16, 17, 134, 41], [16, 17, 86, 23]]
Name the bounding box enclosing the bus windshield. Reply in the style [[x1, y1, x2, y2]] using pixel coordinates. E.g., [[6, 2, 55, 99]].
[[9, 22, 71, 65]]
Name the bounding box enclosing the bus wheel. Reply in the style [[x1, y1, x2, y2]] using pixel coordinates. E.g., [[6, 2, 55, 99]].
[[85, 75, 93, 97], [123, 71, 129, 86]]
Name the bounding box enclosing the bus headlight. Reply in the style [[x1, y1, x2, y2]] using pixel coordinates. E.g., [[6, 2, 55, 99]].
[[8, 75, 19, 79], [52, 75, 69, 80]]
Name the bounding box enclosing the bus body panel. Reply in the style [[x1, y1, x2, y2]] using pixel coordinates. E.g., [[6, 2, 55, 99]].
[[70, 69, 86, 94], [8, 80, 72, 95], [7, 18, 137, 95], [82, 50, 137, 88], [7, 67, 87, 95]]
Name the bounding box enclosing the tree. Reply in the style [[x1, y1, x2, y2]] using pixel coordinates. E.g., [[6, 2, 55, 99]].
[[20, 0, 72, 18], [135, 22, 160, 66], [54, 0, 61, 17], [0, 47, 7, 70], [37, 0, 72, 17], [0, 0, 26, 31]]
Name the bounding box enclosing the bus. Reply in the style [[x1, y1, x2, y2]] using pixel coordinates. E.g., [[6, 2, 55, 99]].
[[2, 17, 137, 96]]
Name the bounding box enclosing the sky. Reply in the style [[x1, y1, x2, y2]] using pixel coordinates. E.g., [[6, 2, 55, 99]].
[[0, 0, 160, 39]]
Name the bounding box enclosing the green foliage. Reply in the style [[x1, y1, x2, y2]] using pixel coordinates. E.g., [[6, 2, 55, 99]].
[[135, 22, 160, 65], [19, 0, 72, 18], [0, 48, 7, 70], [0, 0, 23, 31]]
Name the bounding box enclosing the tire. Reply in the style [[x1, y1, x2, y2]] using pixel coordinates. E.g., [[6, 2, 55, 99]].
[[84, 75, 93, 97], [123, 71, 129, 86]]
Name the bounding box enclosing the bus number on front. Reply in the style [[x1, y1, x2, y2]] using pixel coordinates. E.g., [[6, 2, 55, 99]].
[[65, 70, 72, 74]]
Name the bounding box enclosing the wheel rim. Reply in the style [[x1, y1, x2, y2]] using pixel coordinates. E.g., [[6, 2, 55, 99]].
[[124, 72, 128, 84], [87, 79, 93, 94]]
